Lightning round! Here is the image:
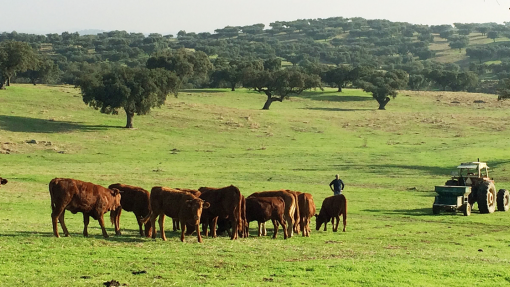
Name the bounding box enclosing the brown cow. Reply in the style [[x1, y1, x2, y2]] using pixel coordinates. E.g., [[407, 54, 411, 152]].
[[0, 177, 7, 187], [216, 194, 247, 238], [140, 187, 209, 243], [49, 178, 121, 238], [108, 183, 151, 237], [298, 192, 316, 237], [247, 190, 297, 237], [172, 188, 201, 232], [198, 185, 242, 240], [284, 190, 301, 235], [315, 194, 347, 232], [245, 197, 288, 239]]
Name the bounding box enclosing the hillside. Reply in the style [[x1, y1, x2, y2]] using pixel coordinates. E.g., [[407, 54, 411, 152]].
[[1, 85, 510, 285]]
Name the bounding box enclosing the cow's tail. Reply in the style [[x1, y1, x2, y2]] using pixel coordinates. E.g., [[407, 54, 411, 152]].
[[139, 211, 152, 225], [342, 194, 347, 232], [48, 178, 59, 213]]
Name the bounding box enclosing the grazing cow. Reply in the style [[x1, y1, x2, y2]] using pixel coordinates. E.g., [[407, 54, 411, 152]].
[[108, 183, 151, 237], [198, 185, 242, 240], [298, 192, 316, 237], [315, 194, 347, 232], [140, 187, 209, 243], [0, 177, 7, 187], [245, 197, 288, 239], [49, 178, 121, 238], [216, 195, 247, 238], [247, 190, 297, 237]]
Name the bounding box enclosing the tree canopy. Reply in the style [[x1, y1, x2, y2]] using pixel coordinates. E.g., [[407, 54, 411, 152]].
[[78, 66, 180, 128], [356, 69, 409, 110]]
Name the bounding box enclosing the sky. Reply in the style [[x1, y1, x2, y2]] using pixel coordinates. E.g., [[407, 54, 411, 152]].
[[2, 0, 510, 35]]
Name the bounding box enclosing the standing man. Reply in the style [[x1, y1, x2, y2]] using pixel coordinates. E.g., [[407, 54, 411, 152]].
[[329, 174, 344, 196]]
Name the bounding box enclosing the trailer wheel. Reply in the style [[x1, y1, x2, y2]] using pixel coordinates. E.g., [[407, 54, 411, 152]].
[[497, 189, 510, 212], [433, 205, 440, 215], [477, 182, 496, 214], [462, 203, 471, 216]]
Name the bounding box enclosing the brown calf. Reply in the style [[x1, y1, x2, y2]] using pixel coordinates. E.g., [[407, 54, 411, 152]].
[[315, 194, 347, 232], [108, 183, 151, 237], [140, 187, 209, 243], [49, 178, 121, 238], [248, 190, 297, 237], [245, 197, 288, 239], [172, 188, 201, 232], [198, 185, 242, 240]]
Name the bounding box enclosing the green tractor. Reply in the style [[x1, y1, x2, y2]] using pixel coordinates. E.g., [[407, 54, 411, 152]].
[[433, 161, 509, 216]]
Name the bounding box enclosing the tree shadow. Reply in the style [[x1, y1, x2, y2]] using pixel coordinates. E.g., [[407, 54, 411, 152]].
[[363, 208, 476, 217], [295, 91, 373, 103], [0, 115, 120, 133], [181, 89, 227, 94]]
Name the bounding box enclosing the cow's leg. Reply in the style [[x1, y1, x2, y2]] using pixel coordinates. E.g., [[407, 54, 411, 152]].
[[113, 208, 121, 236], [172, 218, 179, 231], [261, 222, 267, 236], [150, 213, 158, 239], [158, 214, 166, 241], [284, 213, 293, 238], [342, 213, 347, 232], [51, 206, 66, 237], [272, 219, 279, 239], [195, 223, 203, 243], [97, 214, 109, 238], [229, 218, 238, 240], [324, 220, 328, 231], [280, 217, 288, 240], [333, 216, 340, 232], [257, 222, 262, 237], [144, 222, 152, 238], [180, 221, 186, 242], [83, 213, 90, 237], [134, 213, 144, 237], [202, 218, 209, 237], [211, 217, 218, 238]]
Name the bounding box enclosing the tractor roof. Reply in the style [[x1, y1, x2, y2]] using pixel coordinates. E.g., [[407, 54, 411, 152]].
[[457, 162, 488, 170]]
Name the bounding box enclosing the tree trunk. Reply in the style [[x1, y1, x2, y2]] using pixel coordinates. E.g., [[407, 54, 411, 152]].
[[262, 96, 273, 110], [338, 87, 342, 92], [6, 77, 10, 87], [125, 110, 134, 128], [376, 97, 390, 110], [230, 82, 236, 91]]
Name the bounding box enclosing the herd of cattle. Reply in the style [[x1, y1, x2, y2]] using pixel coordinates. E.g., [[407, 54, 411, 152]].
[[1, 177, 348, 243]]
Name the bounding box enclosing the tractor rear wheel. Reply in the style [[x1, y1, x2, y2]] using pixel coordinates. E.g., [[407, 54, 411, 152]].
[[497, 189, 510, 212], [477, 182, 496, 214]]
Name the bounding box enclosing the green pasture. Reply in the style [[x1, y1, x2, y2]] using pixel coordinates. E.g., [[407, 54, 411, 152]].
[[1, 85, 510, 286]]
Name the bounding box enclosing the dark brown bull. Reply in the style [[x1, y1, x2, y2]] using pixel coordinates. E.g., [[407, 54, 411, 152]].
[[315, 194, 347, 232], [49, 178, 121, 238], [298, 192, 316, 237], [198, 185, 242, 240], [247, 190, 297, 237], [108, 183, 151, 237], [140, 187, 209, 243], [245, 197, 288, 239]]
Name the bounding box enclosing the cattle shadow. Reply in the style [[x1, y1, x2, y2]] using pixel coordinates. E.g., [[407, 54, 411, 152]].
[[0, 115, 119, 133], [331, 164, 453, 177]]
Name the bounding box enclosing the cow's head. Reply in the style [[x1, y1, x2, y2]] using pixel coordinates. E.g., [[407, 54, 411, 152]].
[[186, 199, 210, 225], [109, 188, 122, 210], [314, 213, 327, 231], [0, 178, 7, 186]]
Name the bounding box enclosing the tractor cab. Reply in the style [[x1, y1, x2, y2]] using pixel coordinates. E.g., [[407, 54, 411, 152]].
[[448, 162, 491, 187]]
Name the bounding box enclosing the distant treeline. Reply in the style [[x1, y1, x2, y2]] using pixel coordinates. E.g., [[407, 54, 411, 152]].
[[3, 17, 510, 96]]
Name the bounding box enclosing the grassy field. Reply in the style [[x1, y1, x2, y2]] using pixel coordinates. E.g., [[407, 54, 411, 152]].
[[1, 85, 510, 286]]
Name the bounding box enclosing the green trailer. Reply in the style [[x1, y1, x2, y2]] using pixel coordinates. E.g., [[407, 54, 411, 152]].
[[433, 185, 472, 216]]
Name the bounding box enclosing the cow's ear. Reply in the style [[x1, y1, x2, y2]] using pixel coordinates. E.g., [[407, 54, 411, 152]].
[[111, 188, 120, 196], [203, 202, 210, 209]]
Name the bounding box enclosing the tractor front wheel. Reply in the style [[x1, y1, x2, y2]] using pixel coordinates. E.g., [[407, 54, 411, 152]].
[[477, 182, 496, 214], [497, 189, 510, 212], [462, 203, 471, 216]]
